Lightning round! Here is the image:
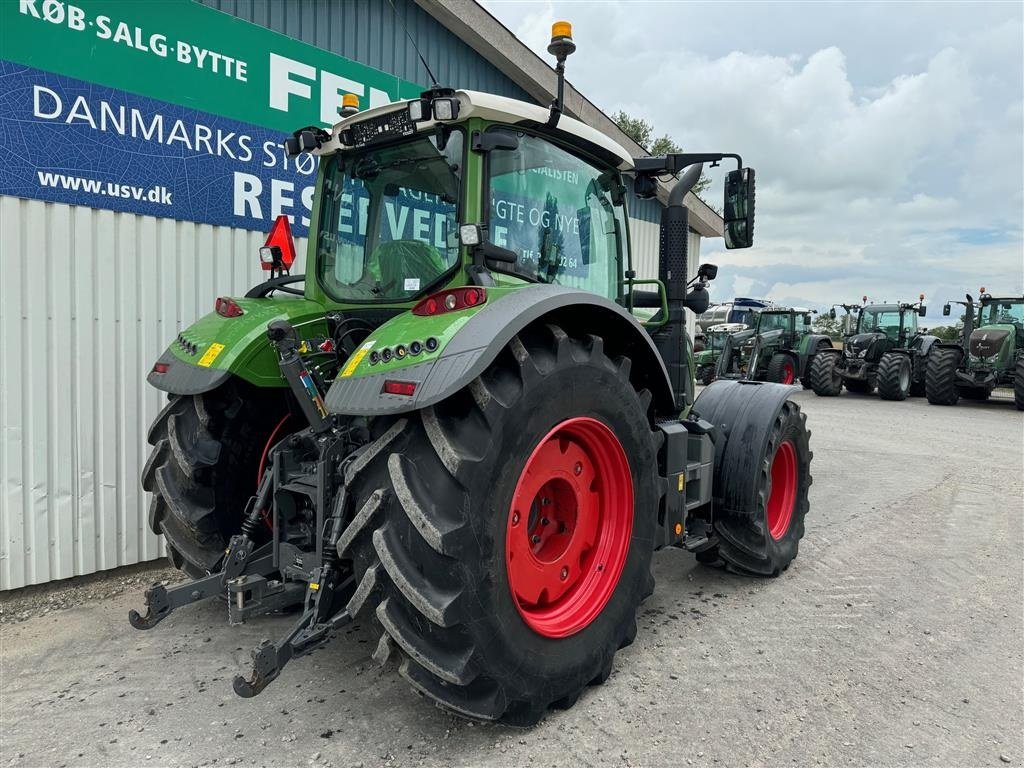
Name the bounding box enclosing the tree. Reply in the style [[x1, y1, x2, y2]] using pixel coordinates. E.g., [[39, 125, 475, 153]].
[[612, 111, 711, 196], [812, 314, 844, 340], [927, 325, 962, 342]]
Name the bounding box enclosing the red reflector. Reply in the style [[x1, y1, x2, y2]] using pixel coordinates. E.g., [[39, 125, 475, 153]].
[[382, 380, 417, 396], [412, 287, 487, 316], [215, 297, 244, 317], [261, 214, 297, 271], [152, 362, 169, 374]]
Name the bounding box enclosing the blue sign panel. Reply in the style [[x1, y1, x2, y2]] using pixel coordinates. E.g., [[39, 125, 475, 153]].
[[0, 60, 318, 236]]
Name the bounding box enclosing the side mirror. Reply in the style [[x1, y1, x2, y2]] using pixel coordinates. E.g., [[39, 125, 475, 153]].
[[803, 315, 811, 325], [697, 263, 718, 281], [942, 304, 951, 317], [918, 305, 927, 317], [829, 308, 836, 319], [723, 168, 755, 249]]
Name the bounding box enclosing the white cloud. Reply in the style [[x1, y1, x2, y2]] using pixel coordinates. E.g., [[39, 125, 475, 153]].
[[481, 0, 1024, 312]]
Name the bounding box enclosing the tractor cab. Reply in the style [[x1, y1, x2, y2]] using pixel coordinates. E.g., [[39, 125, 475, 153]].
[[846, 300, 926, 359]]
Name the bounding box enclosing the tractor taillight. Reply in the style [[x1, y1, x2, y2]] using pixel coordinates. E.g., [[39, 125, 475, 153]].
[[382, 380, 417, 396], [216, 297, 244, 317], [152, 362, 169, 374], [412, 287, 487, 316]]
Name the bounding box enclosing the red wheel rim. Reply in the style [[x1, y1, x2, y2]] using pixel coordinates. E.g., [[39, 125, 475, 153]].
[[766, 440, 798, 540], [506, 417, 633, 638], [781, 362, 795, 385]]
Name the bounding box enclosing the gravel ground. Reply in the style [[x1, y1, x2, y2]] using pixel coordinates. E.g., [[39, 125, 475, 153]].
[[1, 389, 1021, 768]]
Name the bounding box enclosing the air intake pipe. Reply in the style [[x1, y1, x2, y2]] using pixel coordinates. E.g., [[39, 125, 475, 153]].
[[659, 163, 703, 303]]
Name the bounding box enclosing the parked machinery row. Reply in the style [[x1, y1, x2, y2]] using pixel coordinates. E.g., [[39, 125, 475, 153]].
[[697, 291, 1023, 410]]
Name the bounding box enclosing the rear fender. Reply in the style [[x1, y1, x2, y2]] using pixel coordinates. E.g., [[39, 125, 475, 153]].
[[690, 379, 798, 533], [148, 297, 328, 395], [324, 284, 676, 417]]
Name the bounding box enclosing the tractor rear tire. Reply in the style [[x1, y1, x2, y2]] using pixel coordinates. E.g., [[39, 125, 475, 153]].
[[692, 384, 812, 576], [877, 352, 911, 401], [338, 325, 660, 724], [810, 351, 842, 396], [1014, 358, 1024, 410], [926, 347, 962, 406], [766, 353, 797, 385], [141, 382, 289, 575]]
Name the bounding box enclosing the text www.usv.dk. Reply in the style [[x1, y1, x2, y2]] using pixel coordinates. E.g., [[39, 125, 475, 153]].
[[37, 171, 172, 204]]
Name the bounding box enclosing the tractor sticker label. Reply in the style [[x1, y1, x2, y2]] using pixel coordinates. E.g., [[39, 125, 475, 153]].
[[340, 341, 374, 378], [197, 343, 226, 368]]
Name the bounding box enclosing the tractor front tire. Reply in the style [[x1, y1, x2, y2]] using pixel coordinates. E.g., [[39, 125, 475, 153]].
[[339, 325, 660, 724], [1014, 358, 1024, 410], [699, 364, 716, 387], [766, 353, 797, 385], [810, 351, 843, 396], [925, 347, 962, 406], [877, 352, 911, 401], [692, 384, 812, 576], [141, 382, 288, 575]]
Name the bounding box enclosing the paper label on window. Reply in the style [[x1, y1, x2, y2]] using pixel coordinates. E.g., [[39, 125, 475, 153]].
[[404, 278, 421, 291]]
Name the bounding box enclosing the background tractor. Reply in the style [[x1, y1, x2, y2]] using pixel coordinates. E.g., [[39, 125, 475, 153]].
[[696, 296, 772, 332], [129, 23, 813, 724], [810, 298, 936, 400], [716, 308, 833, 386], [926, 291, 1024, 408], [694, 322, 746, 385]]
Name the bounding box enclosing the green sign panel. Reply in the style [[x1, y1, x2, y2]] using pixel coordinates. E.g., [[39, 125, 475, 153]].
[[2, 0, 424, 132]]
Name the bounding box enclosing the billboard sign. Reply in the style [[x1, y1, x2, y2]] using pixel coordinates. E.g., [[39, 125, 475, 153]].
[[0, 0, 424, 234]]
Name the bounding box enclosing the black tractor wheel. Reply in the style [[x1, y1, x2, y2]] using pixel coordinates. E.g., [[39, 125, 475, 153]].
[[810, 351, 843, 396], [766, 353, 797, 385], [877, 352, 911, 401], [691, 383, 812, 576], [338, 325, 660, 724], [801, 343, 833, 389], [844, 377, 874, 394], [699, 364, 716, 386], [925, 347, 962, 406], [1015, 358, 1024, 410], [141, 382, 290, 575]]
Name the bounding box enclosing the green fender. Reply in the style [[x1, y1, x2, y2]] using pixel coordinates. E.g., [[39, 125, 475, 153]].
[[147, 296, 328, 395], [324, 283, 677, 417]]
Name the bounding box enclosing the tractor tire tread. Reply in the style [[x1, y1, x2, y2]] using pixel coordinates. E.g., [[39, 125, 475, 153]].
[[343, 324, 658, 723], [877, 352, 910, 401], [926, 347, 962, 405]]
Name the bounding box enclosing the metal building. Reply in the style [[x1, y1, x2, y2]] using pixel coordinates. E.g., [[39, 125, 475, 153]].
[[0, 0, 722, 589]]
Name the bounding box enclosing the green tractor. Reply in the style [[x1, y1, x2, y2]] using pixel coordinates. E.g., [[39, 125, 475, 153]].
[[716, 308, 833, 386], [694, 322, 746, 385], [810, 298, 935, 400], [129, 24, 813, 724], [926, 291, 1024, 408]]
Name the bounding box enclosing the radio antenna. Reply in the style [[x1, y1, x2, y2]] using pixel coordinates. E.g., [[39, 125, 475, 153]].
[[388, 0, 439, 88]]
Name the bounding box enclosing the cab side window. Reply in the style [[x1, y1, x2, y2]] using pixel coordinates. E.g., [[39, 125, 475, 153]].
[[488, 132, 627, 301]]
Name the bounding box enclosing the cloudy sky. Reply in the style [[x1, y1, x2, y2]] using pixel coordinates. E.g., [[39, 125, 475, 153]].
[[481, 0, 1023, 320]]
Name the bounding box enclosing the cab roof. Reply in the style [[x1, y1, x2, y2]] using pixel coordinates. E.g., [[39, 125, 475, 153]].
[[324, 90, 636, 171]]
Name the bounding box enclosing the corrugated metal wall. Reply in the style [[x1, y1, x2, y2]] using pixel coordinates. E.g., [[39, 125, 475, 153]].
[[200, 0, 532, 102], [0, 196, 307, 589]]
